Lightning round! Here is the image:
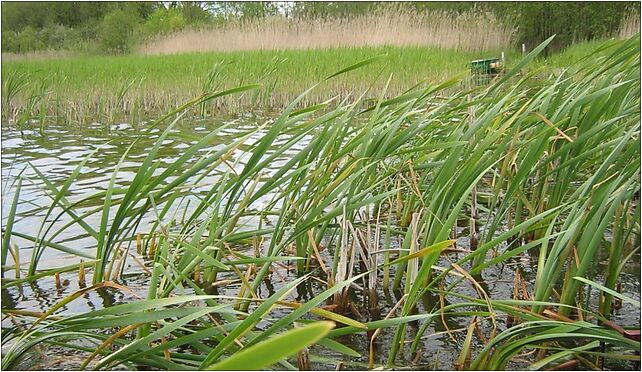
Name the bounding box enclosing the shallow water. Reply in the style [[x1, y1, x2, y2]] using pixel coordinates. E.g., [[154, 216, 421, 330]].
[[1, 118, 640, 370], [1, 115, 307, 271]]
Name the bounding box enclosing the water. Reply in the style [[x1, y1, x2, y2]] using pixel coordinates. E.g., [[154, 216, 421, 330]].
[[1, 115, 302, 271], [1, 118, 640, 370]]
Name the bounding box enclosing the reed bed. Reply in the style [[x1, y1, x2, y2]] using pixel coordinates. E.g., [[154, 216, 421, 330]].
[[619, 10, 641, 39], [1, 34, 640, 370], [1, 38, 614, 129], [1, 50, 80, 62], [2, 45, 506, 126], [139, 9, 514, 55]]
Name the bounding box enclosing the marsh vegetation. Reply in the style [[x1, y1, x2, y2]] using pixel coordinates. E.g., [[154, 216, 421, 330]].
[[2, 1, 641, 370], [1, 31, 640, 370]]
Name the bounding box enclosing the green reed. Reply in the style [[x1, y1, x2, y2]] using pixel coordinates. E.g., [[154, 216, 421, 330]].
[[1, 34, 640, 370]]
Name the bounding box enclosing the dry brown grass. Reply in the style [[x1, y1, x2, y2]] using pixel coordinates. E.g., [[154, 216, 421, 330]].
[[139, 9, 515, 55], [618, 11, 640, 39], [1, 50, 78, 62]]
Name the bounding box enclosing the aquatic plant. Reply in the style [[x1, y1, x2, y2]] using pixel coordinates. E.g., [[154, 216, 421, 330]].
[[1, 34, 640, 370], [2, 44, 494, 126]]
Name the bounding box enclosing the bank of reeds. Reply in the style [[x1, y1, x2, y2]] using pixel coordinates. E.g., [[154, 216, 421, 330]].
[[2, 45, 504, 127], [139, 9, 514, 55], [619, 10, 641, 39], [1, 50, 79, 62], [1, 38, 619, 129], [1, 34, 640, 370]]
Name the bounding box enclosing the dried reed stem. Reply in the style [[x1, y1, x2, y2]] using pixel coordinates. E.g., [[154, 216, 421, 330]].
[[139, 10, 514, 55]]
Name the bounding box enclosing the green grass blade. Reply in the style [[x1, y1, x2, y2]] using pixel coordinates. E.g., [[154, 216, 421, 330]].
[[207, 321, 334, 371]]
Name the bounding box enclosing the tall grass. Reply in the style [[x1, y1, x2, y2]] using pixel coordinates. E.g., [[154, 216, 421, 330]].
[[1, 45, 507, 125], [139, 9, 514, 55], [619, 10, 641, 39], [3, 38, 619, 130], [1, 50, 79, 62], [2, 34, 640, 370]]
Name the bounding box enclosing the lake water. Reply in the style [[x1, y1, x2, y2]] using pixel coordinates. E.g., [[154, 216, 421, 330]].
[[1, 115, 307, 270]]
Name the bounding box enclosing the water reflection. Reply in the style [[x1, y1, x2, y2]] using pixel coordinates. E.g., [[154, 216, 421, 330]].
[[1, 287, 19, 310], [95, 287, 116, 309], [1, 115, 304, 272]]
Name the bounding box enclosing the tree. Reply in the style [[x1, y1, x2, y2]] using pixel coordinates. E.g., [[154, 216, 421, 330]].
[[290, 2, 377, 19], [2, 31, 18, 52], [1, 2, 50, 31], [140, 7, 187, 38], [214, 2, 280, 19], [17, 26, 40, 52], [99, 9, 139, 54], [180, 2, 213, 24]]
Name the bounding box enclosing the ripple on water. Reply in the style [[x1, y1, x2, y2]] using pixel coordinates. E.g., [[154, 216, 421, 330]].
[[1, 118, 269, 264]]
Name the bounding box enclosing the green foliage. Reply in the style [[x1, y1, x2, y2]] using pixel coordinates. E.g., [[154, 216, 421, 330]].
[[534, 38, 621, 69], [1, 1, 159, 53], [1, 1, 638, 55], [1, 31, 18, 52], [140, 7, 186, 39], [180, 2, 212, 24], [99, 9, 139, 54], [503, 2, 639, 51], [39, 23, 73, 50], [206, 322, 334, 370], [215, 1, 281, 19], [290, 1, 379, 19], [1, 1, 156, 32], [16, 26, 41, 52], [1, 2, 50, 32], [1, 23, 81, 53]]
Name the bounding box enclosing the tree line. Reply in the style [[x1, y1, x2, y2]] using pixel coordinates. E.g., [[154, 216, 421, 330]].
[[1, 1, 638, 54]]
